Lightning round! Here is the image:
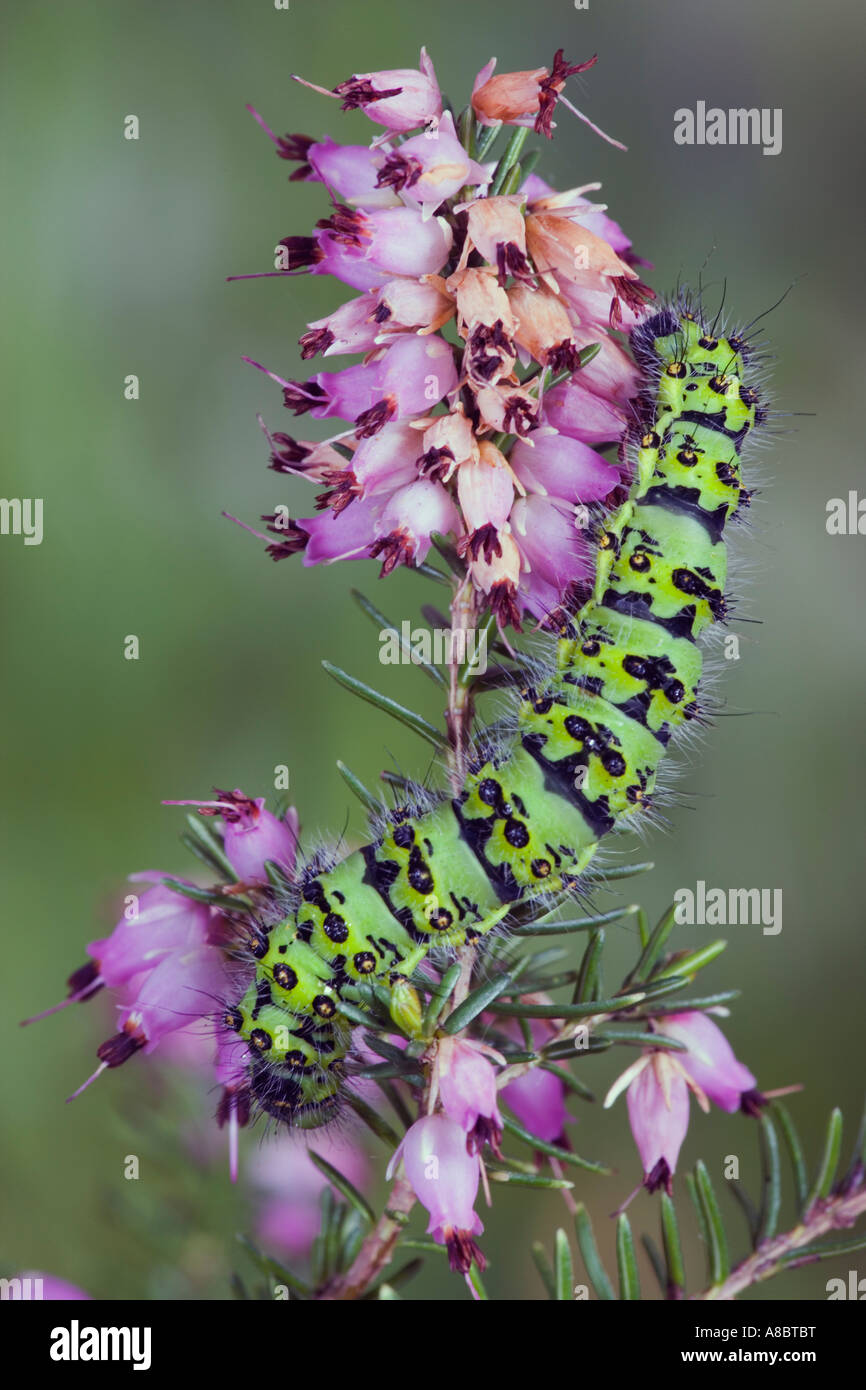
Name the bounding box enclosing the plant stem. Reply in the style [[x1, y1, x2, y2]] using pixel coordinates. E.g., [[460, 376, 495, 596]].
[[692, 1187, 866, 1300]]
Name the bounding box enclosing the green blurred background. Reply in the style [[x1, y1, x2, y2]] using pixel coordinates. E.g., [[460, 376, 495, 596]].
[[3, 0, 865, 1300]]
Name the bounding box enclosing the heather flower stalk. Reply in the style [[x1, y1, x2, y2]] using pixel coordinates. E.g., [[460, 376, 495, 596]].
[[229, 48, 648, 631]]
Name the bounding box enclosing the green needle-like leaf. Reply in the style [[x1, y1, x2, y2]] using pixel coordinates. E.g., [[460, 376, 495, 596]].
[[531, 1242, 556, 1300], [842, 1092, 866, 1189], [159, 877, 252, 913], [554, 1229, 574, 1301], [598, 860, 655, 882], [342, 1092, 402, 1149], [236, 1235, 310, 1298], [757, 1112, 782, 1243], [597, 1029, 686, 1051], [511, 905, 638, 938], [574, 1204, 616, 1301], [466, 1262, 488, 1300], [575, 928, 604, 1003], [322, 662, 448, 750], [490, 126, 529, 194], [491, 992, 645, 1019], [538, 1060, 595, 1102], [488, 1171, 574, 1189], [501, 1116, 610, 1174], [660, 1192, 685, 1296], [351, 588, 447, 687], [774, 1102, 809, 1210], [694, 1161, 729, 1285], [730, 1180, 760, 1245], [804, 1107, 844, 1213], [781, 1234, 866, 1267], [410, 559, 451, 587], [625, 903, 676, 985], [641, 1235, 667, 1295], [655, 940, 727, 980], [616, 1214, 641, 1300], [335, 760, 381, 814], [422, 961, 462, 1033], [441, 973, 514, 1034]]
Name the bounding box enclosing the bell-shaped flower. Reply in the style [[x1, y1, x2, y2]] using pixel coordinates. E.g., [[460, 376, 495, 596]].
[[299, 293, 382, 360], [542, 377, 630, 445], [280, 334, 457, 436], [436, 1037, 504, 1152], [457, 439, 515, 563], [294, 49, 442, 134], [500, 1019, 570, 1143], [510, 494, 594, 617], [416, 409, 479, 482], [387, 1113, 485, 1276], [509, 431, 621, 505], [164, 789, 298, 885], [370, 477, 459, 575], [68, 942, 229, 1101], [459, 194, 530, 284], [472, 49, 624, 146], [623, 1052, 694, 1194], [375, 112, 488, 208], [373, 276, 454, 337], [21, 876, 212, 1024], [655, 1012, 758, 1115]]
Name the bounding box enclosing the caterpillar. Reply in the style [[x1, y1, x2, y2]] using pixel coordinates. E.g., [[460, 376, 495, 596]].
[[225, 299, 761, 1129]]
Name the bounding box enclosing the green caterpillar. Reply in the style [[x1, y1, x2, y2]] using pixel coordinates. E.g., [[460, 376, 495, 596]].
[[225, 300, 760, 1128]]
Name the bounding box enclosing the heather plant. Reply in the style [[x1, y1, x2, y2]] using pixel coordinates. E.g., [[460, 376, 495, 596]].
[[23, 46, 866, 1303]]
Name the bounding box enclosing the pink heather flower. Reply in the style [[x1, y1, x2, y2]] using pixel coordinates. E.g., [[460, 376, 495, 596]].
[[457, 440, 515, 563], [509, 493, 594, 621], [370, 478, 460, 575], [107, 942, 227, 1059], [471, 49, 624, 147], [501, 1057, 569, 1145], [435, 1037, 504, 1152], [542, 377, 631, 445], [605, 1015, 759, 1192], [624, 1053, 693, 1194], [523, 174, 634, 257], [387, 1113, 485, 1278], [293, 49, 442, 134], [13, 1273, 90, 1300], [21, 876, 211, 1024], [299, 293, 383, 360], [509, 431, 621, 505], [252, 1132, 370, 1258], [375, 112, 488, 208], [496, 1016, 570, 1143], [85, 880, 211, 990], [285, 135, 401, 209], [655, 1012, 759, 1115], [275, 333, 458, 435], [64, 941, 230, 1103], [163, 789, 298, 885]]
